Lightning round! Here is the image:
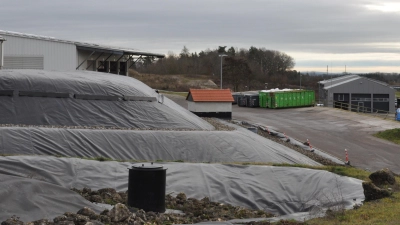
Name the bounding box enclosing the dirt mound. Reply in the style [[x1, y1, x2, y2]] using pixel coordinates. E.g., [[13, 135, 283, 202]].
[[362, 181, 391, 201], [369, 168, 396, 186]]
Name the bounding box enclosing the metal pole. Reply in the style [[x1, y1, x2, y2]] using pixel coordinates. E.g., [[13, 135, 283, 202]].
[[300, 74, 301, 89], [0, 40, 3, 70], [220, 56, 222, 89]]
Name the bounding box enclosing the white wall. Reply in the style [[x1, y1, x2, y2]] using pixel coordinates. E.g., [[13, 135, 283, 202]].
[[2, 34, 76, 70], [188, 102, 232, 112]]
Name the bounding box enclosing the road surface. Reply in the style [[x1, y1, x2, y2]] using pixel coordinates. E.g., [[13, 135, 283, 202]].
[[166, 94, 400, 173]]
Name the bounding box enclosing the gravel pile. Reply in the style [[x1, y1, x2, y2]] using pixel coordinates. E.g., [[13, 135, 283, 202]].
[[200, 118, 235, 131], [1, 207, 305, 225], [70, 187, 273, 224], [1, 187, 297, 225]]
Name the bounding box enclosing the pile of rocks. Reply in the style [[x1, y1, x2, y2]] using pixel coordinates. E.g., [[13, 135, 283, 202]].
[[1, 208, 305, 225], [362, 168, 397, 201], [1, 189, 282, 225], [71, 188, 273, 223], [201, 118, 235, 131]]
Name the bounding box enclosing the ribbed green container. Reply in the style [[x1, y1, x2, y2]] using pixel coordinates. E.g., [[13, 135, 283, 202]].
[[259, 92, 267, 108], [259, 90, 315, 109]]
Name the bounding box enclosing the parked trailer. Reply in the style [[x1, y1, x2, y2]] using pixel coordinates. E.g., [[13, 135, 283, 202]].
[[259, 90, 315, 109]]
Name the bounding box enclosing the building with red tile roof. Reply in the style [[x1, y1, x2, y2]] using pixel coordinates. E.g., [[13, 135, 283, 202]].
[[186, 89, 234, 118]]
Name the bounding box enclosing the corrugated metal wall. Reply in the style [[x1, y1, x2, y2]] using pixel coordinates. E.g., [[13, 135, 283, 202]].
[[328, 77, 396, 112], [2, 34, 76, 70]]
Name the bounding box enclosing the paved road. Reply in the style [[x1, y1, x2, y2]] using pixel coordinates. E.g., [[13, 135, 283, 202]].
[[165, 94, 400, 173], [233, 105, 400, 173]]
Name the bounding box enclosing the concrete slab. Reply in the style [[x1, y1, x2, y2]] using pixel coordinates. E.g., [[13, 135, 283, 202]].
[[233, 106, 400, 173]]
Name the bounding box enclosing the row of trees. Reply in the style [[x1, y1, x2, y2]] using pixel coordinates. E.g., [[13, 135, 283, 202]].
[[135, 46, 320, 92]]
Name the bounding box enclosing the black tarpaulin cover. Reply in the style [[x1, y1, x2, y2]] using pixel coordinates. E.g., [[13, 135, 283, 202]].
[[0, 156, 364, 222], [0, 70, 213, 130]]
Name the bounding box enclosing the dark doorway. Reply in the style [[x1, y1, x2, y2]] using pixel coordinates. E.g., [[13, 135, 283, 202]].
[[373, 94, 390, 112], [119, 62, 127, 75], [351, 94, 371, 113], [110, 61, 118, 74], [98, 61, 109, 72], [333, 93, 350, 110]]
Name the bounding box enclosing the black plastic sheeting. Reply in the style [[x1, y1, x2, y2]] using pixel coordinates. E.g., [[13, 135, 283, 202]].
[[0, 124, 321, 165], [0, 173, 108, 222], [0, 70, 213, 130], [0, 156, 364, 222]]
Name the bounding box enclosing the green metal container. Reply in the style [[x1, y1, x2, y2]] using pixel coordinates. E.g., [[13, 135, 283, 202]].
[[259, 90, 315, 109], [259, 92, 267, 108]]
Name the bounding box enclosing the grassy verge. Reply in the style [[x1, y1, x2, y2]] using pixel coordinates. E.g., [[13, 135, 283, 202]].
[[373, 128, 400, 145], [270, 163, 371, 181], [306, 175, 400, 225], [159, 90, 188, 97], [307, 192, 400, 225], [396, 91, 400, 98]]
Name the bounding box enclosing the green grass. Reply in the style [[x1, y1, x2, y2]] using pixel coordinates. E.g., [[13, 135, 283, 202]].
[[159, 90, 188, 97], [396, 91, 400, 98], [307, 192, 400, 225], [374, 128, 400, 145], [270, 163, 371, 180]]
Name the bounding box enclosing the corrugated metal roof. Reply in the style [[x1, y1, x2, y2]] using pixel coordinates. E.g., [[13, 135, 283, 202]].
[[323, 76, 360, 89], [320, 74, 392, 90], [318, 75, 359, 84], [0, 30, 164, 58], [187, 89, 234, 102]]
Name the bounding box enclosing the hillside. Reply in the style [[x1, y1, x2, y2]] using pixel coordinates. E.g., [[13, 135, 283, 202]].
[[129, 69, 218, 91]]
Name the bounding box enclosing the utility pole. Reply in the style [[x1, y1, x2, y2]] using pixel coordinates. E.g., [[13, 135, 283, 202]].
[[219, 54, 227, 89], [218, 46, 227, 89], [300, 73, 302, 89]]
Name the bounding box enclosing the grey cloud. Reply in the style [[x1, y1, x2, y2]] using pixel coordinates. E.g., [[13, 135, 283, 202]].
[[1, 0, 399, 72]]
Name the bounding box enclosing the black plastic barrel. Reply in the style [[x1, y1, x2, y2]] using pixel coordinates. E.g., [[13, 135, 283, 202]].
[[128, 163, 167, 212]]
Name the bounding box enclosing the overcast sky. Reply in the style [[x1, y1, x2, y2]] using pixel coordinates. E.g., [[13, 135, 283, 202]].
[[1, 0, 400, 73]]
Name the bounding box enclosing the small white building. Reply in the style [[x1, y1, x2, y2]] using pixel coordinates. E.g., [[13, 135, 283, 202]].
[[186, 89, 234, 118]]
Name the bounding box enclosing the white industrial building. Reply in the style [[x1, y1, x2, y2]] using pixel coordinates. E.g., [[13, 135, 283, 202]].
[[318, 75, 396, 113], [0, 30, 164, 75]]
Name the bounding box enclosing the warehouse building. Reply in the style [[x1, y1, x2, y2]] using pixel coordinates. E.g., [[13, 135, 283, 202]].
[[0, 30, 164, 75], [186, 89, 234, 118], [318, 75, 396, 113]]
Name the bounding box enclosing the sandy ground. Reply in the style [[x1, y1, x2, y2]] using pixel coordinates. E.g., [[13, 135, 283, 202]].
[[166, 93, 400, 173]]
